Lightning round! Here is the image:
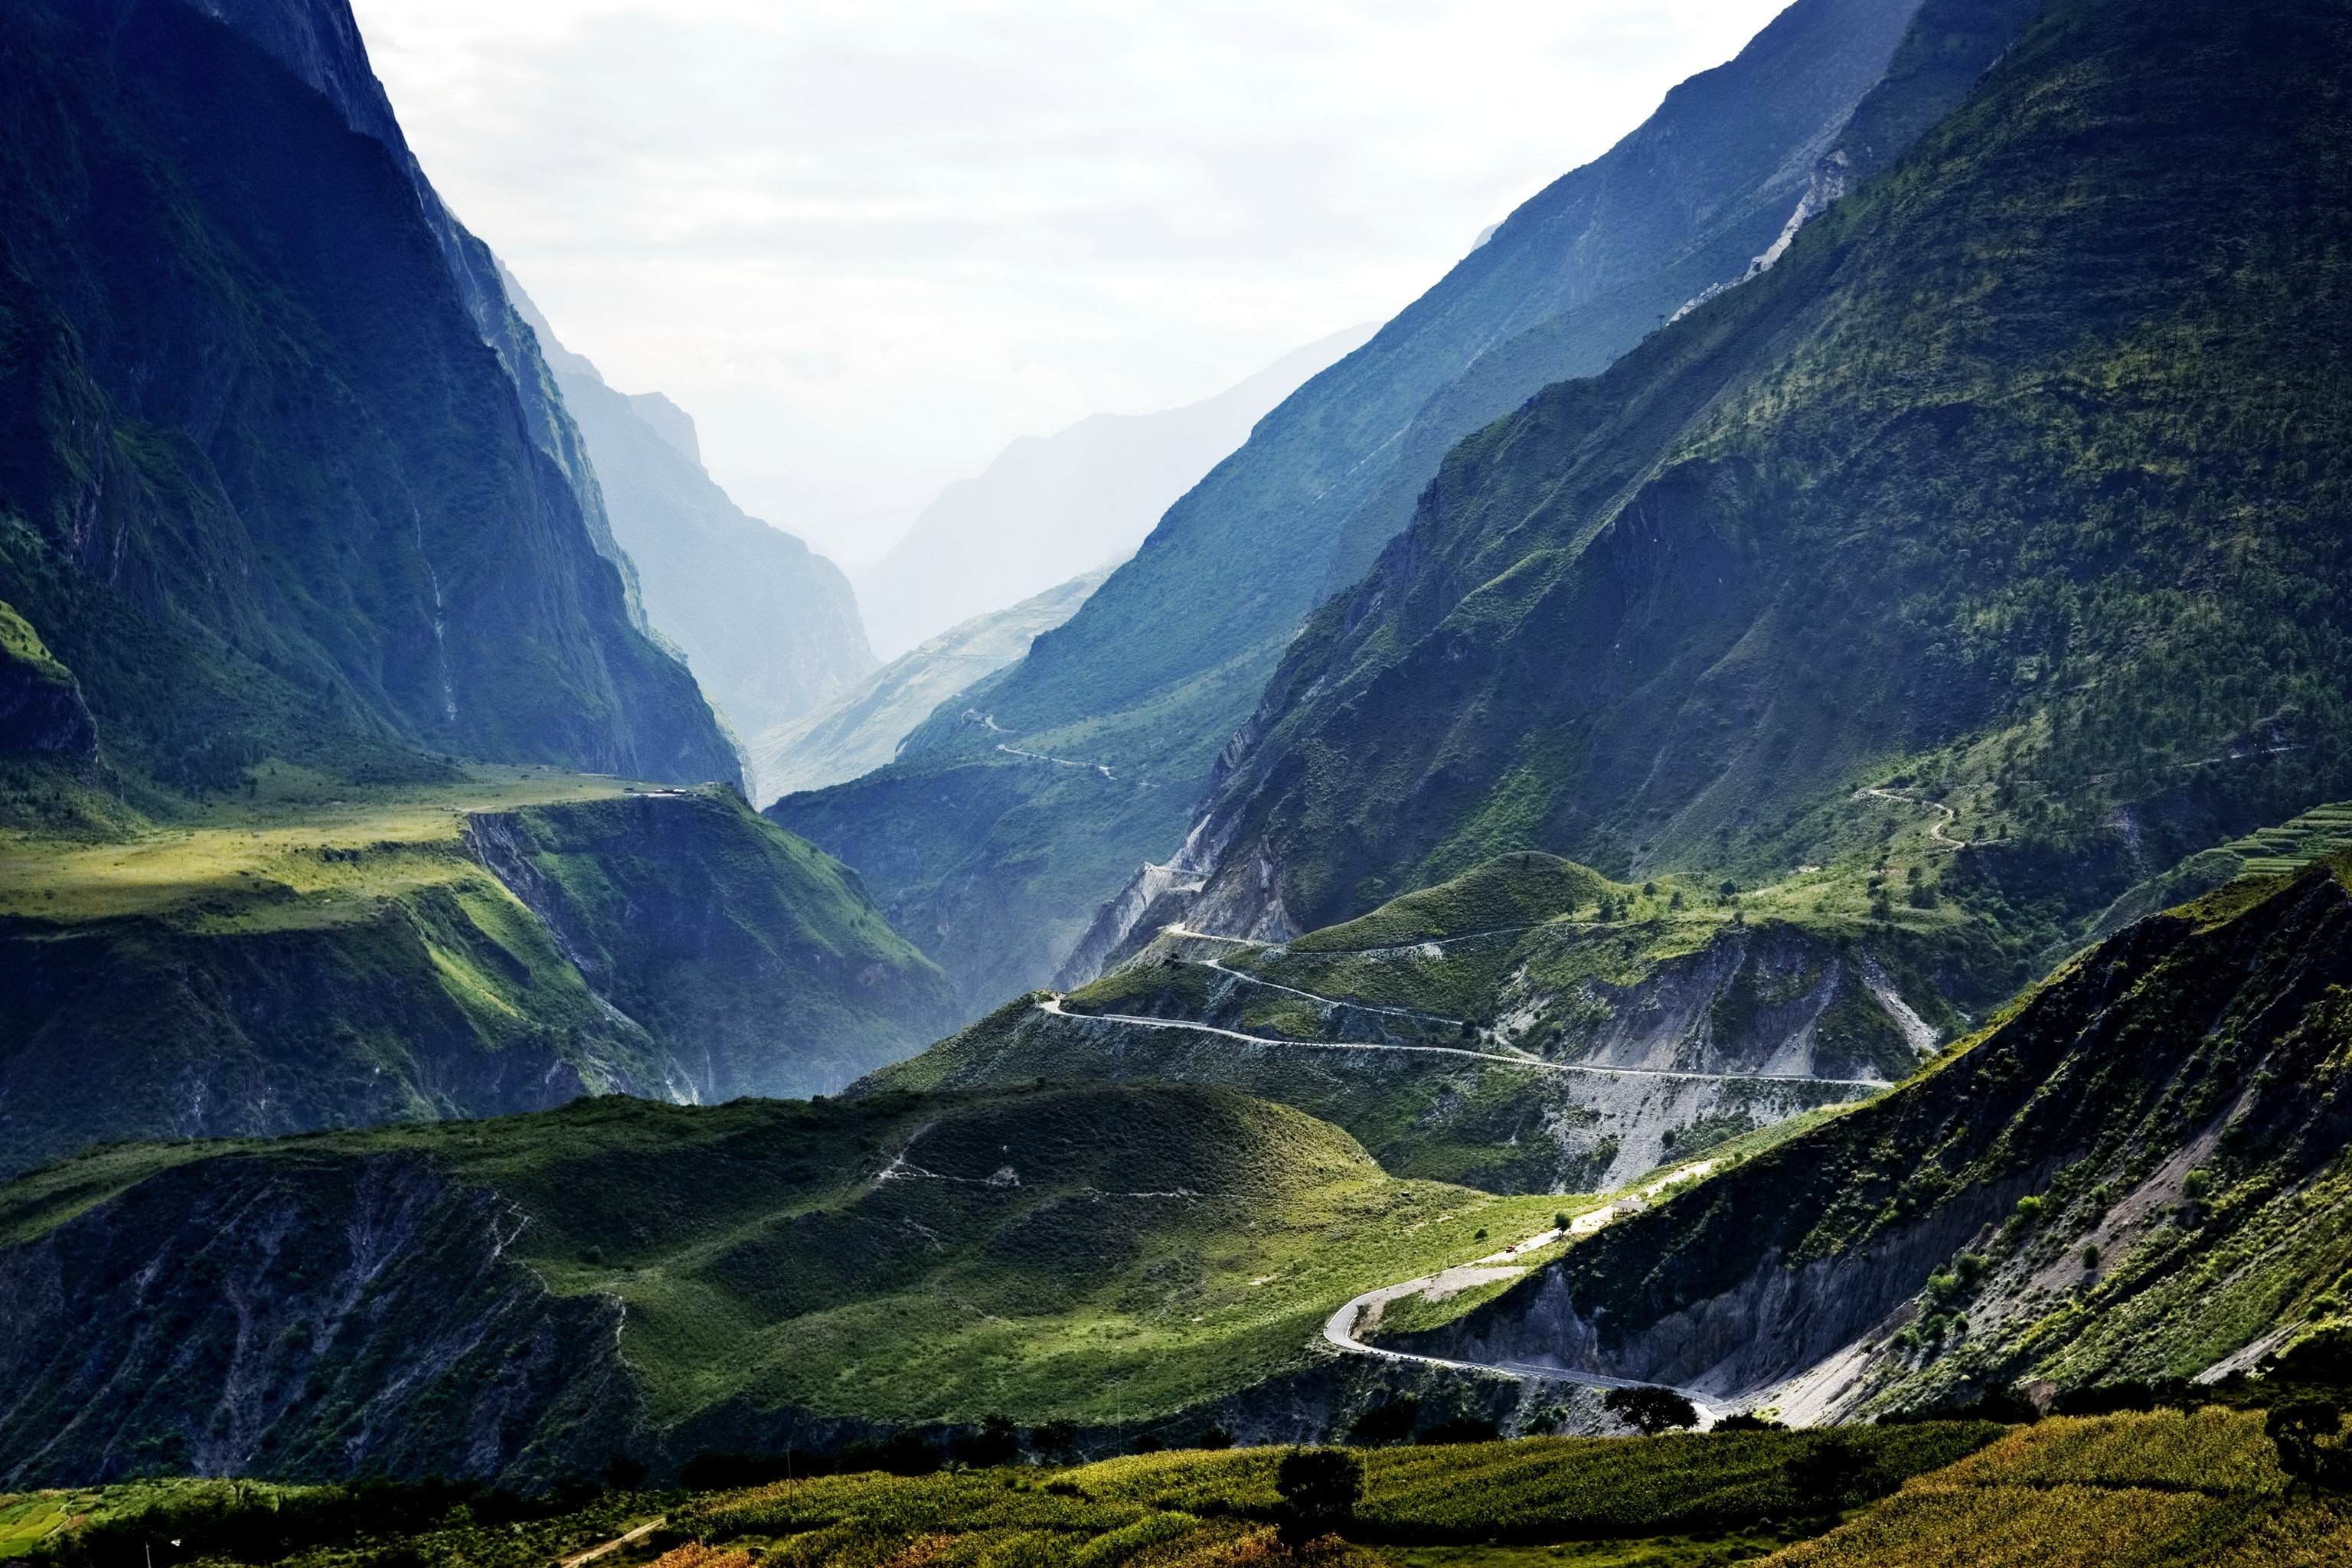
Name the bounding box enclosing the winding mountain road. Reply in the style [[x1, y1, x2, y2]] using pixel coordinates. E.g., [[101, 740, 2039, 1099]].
[[1860, 787, 1969, 851], [1184, 952, 1472, 1031], [1034, 998, 1886, 1089], [1320, 1165, 1729, 1423]]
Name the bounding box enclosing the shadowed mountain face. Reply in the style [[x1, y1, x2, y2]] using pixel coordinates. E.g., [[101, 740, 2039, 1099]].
[[505, 278, 879, 760], [1171, 0, 2352, 949], [771, 0, 1953, 1013], [0, 0, 737, 789], [184, 0, 640, 614]]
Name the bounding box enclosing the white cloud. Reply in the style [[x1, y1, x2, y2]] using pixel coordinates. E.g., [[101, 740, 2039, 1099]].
[[354, 0, 1792, 562]]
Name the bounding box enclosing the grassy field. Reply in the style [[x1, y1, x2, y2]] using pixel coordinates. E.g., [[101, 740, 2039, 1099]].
[[0, 760, 641, 930]]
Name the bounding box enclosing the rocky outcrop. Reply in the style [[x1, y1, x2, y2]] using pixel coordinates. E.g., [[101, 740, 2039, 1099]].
[[0, 1152, 635, 1487]]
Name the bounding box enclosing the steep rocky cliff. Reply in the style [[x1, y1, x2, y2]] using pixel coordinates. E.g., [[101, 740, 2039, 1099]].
[[504, 278, 879, 755], [185, 0, 635, 609], [0, 0, 736, 791], [464, 790, 957, 1102]]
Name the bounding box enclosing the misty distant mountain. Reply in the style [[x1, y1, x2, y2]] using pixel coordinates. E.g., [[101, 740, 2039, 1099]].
[[505, 276, 878, 752], [750, 564, 1113, 805], [854, 325, 1375, 659]]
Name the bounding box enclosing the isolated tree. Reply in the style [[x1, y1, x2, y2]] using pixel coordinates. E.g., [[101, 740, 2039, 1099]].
[[2269, 1400, 2349, 1494], [1788, 1436, 1883, 1510], [949, 1413, 1019, 1468], [1275, 1448, 1364, 1552], [1602, 1384, 1700, 1436], [1347, 1398, 1419, 1446]]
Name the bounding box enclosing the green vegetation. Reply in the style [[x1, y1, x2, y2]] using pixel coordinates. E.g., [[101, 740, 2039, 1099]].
[[0, 768, 954, 1178], [13, 1414, 2337, 1568], [875, 854, 1980, 1193], [1181, 0, 2352, 995], [0, 1, 735, 795], [0, 1086, 1583, 1481], [771, 0, 1941, 1009], [1775, 1411, 2352, 1566], [1406, 854, 2352, 1418]]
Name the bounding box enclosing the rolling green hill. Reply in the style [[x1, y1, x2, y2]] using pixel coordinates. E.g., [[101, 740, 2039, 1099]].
[[1173, 0, 2352, 955], [873, 854, 2008, 1192], [0, 769, 956, 1179], [0, 1087, 1579, 1486]]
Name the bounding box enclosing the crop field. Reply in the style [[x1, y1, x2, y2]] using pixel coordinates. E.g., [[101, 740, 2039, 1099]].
[[678, 1425, 2001, 1568], [8, 1413, 2341, 1568], [1774, 1411, 2349, 1566]]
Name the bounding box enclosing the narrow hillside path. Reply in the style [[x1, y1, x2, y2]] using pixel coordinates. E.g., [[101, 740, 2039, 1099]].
[[968, 710, 1117, 779], [1034, 998, 1886, 1089], [1321, 1165, 1727, 1423], [560, 1517, 667, 1568], [1859, 787, 1968, 851], [1170, 920, 1559, 959], [1187, 952, 1472, 1031]]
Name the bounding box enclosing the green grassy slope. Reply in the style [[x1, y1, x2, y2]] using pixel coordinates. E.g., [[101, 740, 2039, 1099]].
[[0, 1086, 1580, 1484], [871, 853, 2004, 1192], [0, 0, 734, 795], [1398, 854, 2352, 1418], [1178, 0, 2352, 955], [769, 0, 1958, 1010], [0, 768, 955, 1178]]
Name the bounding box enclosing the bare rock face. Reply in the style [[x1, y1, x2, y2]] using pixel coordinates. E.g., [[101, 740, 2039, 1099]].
[[0, 1153, 635, 1487]]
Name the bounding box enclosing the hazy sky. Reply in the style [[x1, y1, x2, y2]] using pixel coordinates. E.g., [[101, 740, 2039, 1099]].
[[357, 0, 1791, 564]]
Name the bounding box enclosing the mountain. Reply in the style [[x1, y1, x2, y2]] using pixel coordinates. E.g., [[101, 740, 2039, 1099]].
[[0, 0, 737, 792], [182, 0, 642, 619], [748, 565, 1112, 804], [503, 276, 880, 752], [0, 773, 958, 1181], [771, 0, 1982, 1014], [854, 327, 1376, 661], [1390, 851, 2352, 1423], [0, 1085, 1571, 1485], [1165, 0, 2350, 957], [872, 851, 2011, 1193]]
